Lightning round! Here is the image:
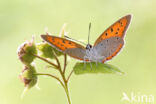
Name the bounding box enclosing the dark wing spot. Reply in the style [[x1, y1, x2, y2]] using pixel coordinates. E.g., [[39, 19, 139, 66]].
[[111, 28, 113, 32], [105, 33, 108, 36], [120, 22, 123, 26], [68, 41, 72, 44], [61, 44, 64, 46], [115, 32, 118, 34], [52, 38, 55, 42], [117, 28, 120, 31], [62, 40, 65, 43]]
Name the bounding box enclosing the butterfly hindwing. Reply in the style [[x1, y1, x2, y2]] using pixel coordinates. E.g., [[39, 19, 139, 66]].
[[64, 48, 86, 60], [94, 36, 124, 63]]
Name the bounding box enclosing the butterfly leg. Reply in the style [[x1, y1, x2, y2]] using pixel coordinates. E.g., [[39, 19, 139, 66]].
[[99, 56, 106, 64], [89, 62, 92, 69], [84, 56, 93, 69], [83, 56, 88, 69], [96, 61, 98, 67], [88, 56, 92, 69]]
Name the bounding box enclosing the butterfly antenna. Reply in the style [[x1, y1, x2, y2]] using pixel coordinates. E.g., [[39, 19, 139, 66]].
[[64, 35, 87, 45], [88, 23, 91, 44]]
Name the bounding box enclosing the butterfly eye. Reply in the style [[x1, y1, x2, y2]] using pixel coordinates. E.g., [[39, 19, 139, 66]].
[[86, 44, 92, 50]]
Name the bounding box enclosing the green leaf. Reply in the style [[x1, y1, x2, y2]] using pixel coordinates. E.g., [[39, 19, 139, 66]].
[[73, 62, 124, 75]]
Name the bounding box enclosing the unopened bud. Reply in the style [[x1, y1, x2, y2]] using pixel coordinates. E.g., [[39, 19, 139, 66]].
[[37, 42, 63, 59], [19, 65, 37, 89], [17, 37, 37, 65]]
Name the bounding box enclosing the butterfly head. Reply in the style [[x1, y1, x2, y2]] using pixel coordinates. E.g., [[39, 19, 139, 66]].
[[86, 44, 92, 50]]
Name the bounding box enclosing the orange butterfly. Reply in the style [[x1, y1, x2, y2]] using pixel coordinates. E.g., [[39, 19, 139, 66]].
[[41, 15, 131, 63]]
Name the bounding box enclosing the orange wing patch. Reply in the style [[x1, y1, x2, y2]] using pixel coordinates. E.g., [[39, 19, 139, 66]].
[[41, 35, 85, 51], [94, 15, 131, 46], [102, 43, 123, 63]]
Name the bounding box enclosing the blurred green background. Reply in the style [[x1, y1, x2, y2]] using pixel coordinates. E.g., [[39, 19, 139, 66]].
[[0, 0, 156, 104]]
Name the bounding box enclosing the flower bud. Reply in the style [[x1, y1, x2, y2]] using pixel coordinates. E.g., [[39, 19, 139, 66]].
[[19, 65, 37, 89], [37, 42, 63, 59], [17, 37, 37, 65], [59, 24, 66, 38]]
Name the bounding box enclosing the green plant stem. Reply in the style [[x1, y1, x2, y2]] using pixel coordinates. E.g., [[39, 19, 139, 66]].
[[67, 69, 74, 82], [35, 73, 65, 89], [33, 51, 72, 104], [52, 50, 67, 84], [36, 73, 71, 104], [33, 54, 58, 69], [51, 50, 72, 104], [63, 54, 67, 74], [59, 70, 71, 104], [64, 84, 71, 104]]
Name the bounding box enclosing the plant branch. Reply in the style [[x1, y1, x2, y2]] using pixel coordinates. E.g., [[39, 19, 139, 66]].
[[67, 69, 74, 82], [35, 73, 65, 89], [64, 84, 71, 104], [51, 50, 61, 70], [32, 54, 58, 69], [63, 54, 67, 74], [37, 49, 71, 104], [51, 50, 71, 104], [51, 50, 67, 82]]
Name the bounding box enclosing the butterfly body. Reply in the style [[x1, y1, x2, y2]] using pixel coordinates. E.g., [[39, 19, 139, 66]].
[[41, 15, 131, 63], [84, 46, 105, 63]]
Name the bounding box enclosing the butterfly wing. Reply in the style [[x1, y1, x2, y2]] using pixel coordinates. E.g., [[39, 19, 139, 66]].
[[94, 15, 131, 46], [94, 37, 124, 63], [94, 15, 131, 63], [41, 35, 86, 60]]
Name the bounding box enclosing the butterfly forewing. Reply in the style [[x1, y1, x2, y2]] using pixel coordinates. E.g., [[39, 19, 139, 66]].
[[94, 15, 131, 46], [41, 35, 86, 60], [93, 15, 131, 63]]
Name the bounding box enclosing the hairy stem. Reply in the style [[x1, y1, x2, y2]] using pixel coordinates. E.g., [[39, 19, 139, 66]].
[[67, 69, 74, 82], [35, 73, 65, 89], [64, 84, 71, 104], [51, 50, 71, 104], [33, 51, 72, 104], [63, 54, 67, 74], [33, 54, 58, 69]]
